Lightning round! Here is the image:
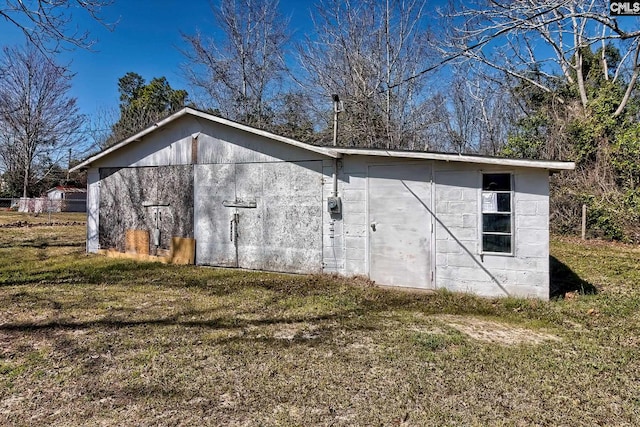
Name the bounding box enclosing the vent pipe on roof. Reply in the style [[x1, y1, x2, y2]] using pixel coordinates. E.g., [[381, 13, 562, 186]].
[[330, 95, 343, 205], [332, 94, 343, 147]]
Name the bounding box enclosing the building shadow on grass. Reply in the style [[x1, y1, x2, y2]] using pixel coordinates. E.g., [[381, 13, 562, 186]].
[[549, 255, 597, 299], [0, 240, 85, 249]]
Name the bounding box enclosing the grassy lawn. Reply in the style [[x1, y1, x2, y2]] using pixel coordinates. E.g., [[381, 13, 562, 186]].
[[0, 211, 86, 226], [0, 213, 639, 426]]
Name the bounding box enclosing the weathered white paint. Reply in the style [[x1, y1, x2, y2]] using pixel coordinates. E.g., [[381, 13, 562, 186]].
[[368, 163, 432, 289], [186, 108, 339, 158], [86, 169, 100, 253], [71, 108, 338, 172], [194, 161, 323, 273], [47, 189, 64, 200], [91, 119, 196, 168], [78, 108, 574, 299], [198, 123, 329, 165], [194, 164, 237, 267], [432, 164, 550, 298], [320, 157, 552, 297], [83, 116, 329, 171], [322, 161, 344, 273], [323, 156, 434, 279]]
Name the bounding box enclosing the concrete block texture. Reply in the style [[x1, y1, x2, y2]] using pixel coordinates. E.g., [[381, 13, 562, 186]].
[[86, 112, 560, 300], [516, 214, 548, 230], [432, 168, 549, 298]]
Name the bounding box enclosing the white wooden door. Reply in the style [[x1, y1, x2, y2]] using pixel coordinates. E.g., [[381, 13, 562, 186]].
[[194, 164, 238, 267], [236, 161, 323, 273], [368, 164, 432, 289], [194, 161, 323, 273]]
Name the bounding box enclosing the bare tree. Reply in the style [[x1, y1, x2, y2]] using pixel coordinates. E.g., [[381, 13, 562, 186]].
[[429, 0, 640, 117], [424, 71, 517, 155], [181, 0, 290, 129], [469, 79, 518, 156], [441, 78, 480, 154], [84, 107, 119, 151], [0, 0, 114, 54], [0, 45, 83, 197], [298, 0, 433, 149]]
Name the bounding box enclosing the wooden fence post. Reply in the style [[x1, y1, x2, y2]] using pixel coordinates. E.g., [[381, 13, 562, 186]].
[[581, 204, 587, 240]]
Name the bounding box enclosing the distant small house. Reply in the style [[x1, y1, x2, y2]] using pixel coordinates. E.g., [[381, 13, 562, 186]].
[[47, 186, 86, 200], [44, 186, 87, 212]]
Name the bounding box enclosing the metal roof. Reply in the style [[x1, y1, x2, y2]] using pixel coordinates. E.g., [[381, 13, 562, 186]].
[[334, 148, 575, 171], [71, 107, 575, 172], [46, 186, 87, 193]]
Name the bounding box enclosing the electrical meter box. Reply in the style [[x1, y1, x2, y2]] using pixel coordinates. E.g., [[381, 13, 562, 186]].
[[327, 196, 341, 214]]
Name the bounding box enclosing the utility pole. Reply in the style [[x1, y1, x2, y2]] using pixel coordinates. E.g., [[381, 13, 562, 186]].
[[66, 148, 72, 181]]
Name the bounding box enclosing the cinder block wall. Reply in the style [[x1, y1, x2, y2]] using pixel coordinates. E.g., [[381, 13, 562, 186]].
[[434, 166, 549, 299], [321, 158, 370, 277], [323, 159, 550, 299]]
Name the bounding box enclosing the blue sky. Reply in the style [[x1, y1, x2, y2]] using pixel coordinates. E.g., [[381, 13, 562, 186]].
[[2, 0, 633, 126], [1, 0, 317, 121]]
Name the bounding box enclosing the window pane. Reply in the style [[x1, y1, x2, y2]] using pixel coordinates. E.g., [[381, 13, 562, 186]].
[[496, 193, 511, 212], [481, 192, 497, 212], [483, 173, 511, 191], [483, 213, 511, 233], [483, 234, 512, 253]]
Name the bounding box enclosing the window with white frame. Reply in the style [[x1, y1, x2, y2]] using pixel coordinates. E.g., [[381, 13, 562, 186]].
[[481, 173, 513, 254]]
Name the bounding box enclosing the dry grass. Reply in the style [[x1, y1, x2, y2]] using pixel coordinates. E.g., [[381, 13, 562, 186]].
[[1, 216, 639, 426], [0, 211, 86, 226]]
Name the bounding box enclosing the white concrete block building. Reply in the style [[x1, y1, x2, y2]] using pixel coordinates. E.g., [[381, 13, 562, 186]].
[[72, 108, 574, 299]]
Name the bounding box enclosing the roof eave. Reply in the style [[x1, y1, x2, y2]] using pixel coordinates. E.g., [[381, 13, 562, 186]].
[[334, 148, 575, 171]]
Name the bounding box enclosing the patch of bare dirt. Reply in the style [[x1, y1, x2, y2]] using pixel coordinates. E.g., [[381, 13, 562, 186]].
[[436, 314, 560, 345], [267, 323, 323, 341], [0, 221, 85, 228]]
